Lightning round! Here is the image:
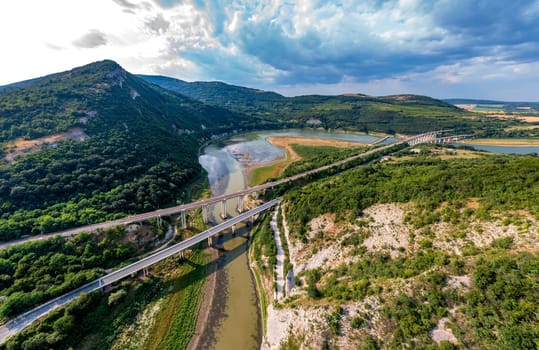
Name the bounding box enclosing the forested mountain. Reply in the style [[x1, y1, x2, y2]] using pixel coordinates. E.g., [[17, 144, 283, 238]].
[[140, 75, 514, 135], [0, 60, 255, 241]]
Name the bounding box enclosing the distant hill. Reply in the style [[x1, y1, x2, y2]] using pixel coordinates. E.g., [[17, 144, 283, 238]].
[[138, 74, 285, 109], [141, 75, 503, 135], [0, 60, 253, 241]]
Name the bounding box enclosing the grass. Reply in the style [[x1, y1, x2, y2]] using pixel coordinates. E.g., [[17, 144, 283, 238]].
[[251, 161, 287, 186], [143, 250, 209, 350], [249, 139, 364, 186], [292, 144, 345, 158], [249, 147, 294, 186], [249, 217, 273, 335], [251, 260, 269, 335]]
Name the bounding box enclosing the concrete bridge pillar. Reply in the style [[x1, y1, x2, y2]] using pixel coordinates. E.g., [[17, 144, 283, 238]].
[[207, 236, 212, 247], [202, 205, 209, 224], [157, 216, 162, 228], [180, 211, 187, 229], [221, 200, 227, 219], [237, 195, 244, 213]]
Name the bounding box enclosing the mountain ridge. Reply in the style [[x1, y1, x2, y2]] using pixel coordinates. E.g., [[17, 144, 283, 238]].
[[0, 60, 255, 241], [140, 74, 492, 135]]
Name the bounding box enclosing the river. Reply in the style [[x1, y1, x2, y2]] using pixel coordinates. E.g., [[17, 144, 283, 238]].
[[197, 129, 383, 349], [196, 130, 538, 350]]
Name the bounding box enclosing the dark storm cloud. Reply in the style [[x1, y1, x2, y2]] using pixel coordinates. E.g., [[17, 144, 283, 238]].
[[187, 0, 539, 85]]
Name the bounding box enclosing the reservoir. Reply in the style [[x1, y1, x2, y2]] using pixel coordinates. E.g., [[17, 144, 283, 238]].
[[458, 144, 539, 155]]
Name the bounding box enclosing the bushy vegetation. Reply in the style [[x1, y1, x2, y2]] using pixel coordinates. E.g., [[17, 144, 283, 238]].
[[0, 227, 151, 321], [459, 252, 539, 349], [251, 215, 276, 273], [0, 280, 161, 350], [280, 151, 538, 349], [281, 144, 362, 178], [284, 155, 539, 240], [0, 250, 209, 350]]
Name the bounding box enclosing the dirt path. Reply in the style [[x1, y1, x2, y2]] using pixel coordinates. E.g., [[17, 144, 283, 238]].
[[270, 206, 285, 301]]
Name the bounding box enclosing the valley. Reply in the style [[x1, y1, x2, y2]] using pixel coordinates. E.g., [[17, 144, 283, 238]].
[[0, 61, 538, 350]]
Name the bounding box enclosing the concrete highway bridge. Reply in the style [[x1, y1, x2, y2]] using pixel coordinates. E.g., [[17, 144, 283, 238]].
[[406, 130, 473, 146], [0, 199, 281, 343], [0, 135, 397, 250], [0, 130, 471, 342], [0, 130, 471, 251]]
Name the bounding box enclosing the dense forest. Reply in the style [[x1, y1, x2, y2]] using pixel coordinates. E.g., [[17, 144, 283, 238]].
[[0, 60, 527, 242], [0, 60, 264, 241], [0, 225, 164, 322], [284, 155, 539, 239]]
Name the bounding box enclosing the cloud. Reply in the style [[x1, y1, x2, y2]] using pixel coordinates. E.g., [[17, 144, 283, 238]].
[[72, 29, 108, 49], [45, 42, 64, 51], [112, 0, 139, 13], [181, 0, 539, 88], [2, 0, 539, 100], [145, 13, 170, 34]]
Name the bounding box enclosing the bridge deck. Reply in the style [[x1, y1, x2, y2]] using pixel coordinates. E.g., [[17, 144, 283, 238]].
[[0, 198, 281, 344]]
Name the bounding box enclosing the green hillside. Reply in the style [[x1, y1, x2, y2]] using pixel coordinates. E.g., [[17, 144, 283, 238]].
[[140, 75, 515, 135], [0, 60, 252, 241], [253, 151, 539, 349]]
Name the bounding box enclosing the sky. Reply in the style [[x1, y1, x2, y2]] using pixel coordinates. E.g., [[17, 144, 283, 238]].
[[1, 0, 539, 100]]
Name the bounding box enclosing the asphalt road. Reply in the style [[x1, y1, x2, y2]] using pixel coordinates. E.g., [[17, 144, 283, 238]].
[[0, 134, 422, 250], [0, 131, 445, 343], [0, 198, 281, 344]]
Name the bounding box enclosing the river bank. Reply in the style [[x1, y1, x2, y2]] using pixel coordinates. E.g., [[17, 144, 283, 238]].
[[245, 135, 366, 186], [192, 130, 387, 350], [461, 138, 539, 146]]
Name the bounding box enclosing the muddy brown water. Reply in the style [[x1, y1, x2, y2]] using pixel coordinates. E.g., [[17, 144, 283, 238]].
[[197, 130, 383, 349]]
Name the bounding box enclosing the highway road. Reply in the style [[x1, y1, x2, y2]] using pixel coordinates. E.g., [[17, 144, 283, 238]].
[[0, 139, 399, 249], [0, 198, 281, 344], [0, 131, 445, 251], [0, 130, 457, 343]]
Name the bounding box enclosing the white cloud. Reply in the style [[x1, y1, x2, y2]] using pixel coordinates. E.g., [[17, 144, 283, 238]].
[[0, 0, 538, 101]]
